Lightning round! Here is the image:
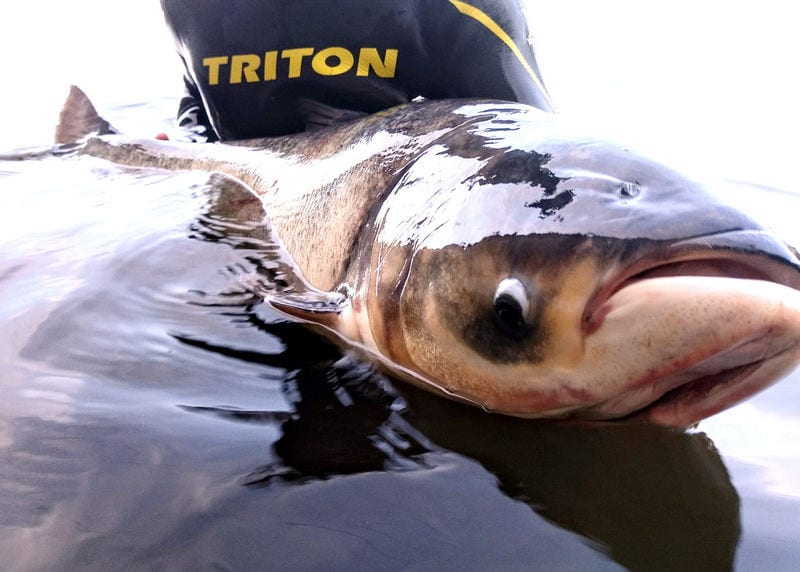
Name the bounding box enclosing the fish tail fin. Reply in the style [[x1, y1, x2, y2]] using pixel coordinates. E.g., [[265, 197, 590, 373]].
[[55, 85, 117, 144]]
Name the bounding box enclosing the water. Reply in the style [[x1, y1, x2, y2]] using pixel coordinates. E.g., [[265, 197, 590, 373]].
[[3, 107, 800, 572], [2, 1, 800, 570]]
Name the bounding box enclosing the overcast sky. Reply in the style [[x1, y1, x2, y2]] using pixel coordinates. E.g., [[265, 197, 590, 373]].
[[1, 1, 797, 190]]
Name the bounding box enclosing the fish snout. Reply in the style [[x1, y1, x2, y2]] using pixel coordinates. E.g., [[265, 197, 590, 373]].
[[573, 227, 800, 426], [585, 228, 800, 336], [670, 229, 800, 288], [580, 271, 800, 427]]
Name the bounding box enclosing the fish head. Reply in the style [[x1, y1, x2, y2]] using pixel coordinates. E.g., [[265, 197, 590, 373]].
[[361, 104, 800, 427]]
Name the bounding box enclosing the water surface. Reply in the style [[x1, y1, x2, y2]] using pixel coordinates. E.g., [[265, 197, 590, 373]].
[[1, 132, 799, 570], [1, 2, 799, 568]]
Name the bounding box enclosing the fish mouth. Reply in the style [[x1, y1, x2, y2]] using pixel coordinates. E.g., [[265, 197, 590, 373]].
[[578, 231, 800, 428], [597, 335, 797, 428], [584, 232, 800, 336], [628, 355, 771, 426]]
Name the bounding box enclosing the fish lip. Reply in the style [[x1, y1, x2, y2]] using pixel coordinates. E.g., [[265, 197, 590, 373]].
[[626, 340, 799, 428], [627, 360, 765, 428], [582, 231, 800, 336], [575, 229, 800, 427], [578, 331, 796, 428]]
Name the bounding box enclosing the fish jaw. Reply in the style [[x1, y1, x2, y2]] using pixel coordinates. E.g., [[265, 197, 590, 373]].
[[573, 275, 800, 427], [363, 234, 800, 427]]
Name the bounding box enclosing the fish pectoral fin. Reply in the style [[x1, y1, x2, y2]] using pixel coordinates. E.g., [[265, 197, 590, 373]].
[[267, 289, 349, 329]]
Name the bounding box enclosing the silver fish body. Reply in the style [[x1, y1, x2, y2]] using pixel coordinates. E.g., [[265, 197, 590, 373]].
[[30, 86, 800, 427]]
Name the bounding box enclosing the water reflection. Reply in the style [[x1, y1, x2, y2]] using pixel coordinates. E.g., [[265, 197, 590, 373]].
[[0, 161, 755, 570], [403, 389, 741, 571], [181, 174, 741, 570], [177, 317, 740, 571]]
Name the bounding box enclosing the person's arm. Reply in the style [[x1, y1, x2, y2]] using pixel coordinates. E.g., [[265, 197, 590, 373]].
[[175, 73, 218, 142], [160, 0, 218, 141]]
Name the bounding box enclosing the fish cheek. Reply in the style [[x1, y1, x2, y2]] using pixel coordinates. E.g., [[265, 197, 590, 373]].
[[406, 246, 549, 369], [432, 277, 548, 365]]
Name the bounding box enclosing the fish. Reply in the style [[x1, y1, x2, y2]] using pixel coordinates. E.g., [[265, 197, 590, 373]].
[[23, 85, 800, 428]]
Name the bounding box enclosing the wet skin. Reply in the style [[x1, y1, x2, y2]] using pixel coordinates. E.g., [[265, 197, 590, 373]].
[[27, 87, 800, 427]]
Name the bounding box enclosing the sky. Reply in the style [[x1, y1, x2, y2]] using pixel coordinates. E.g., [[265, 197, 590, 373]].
[[0, 1, 797, 192]]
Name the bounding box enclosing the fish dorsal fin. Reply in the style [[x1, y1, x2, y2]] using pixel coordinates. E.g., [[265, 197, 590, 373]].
[[55, 85, 117, 144], [297, 98, 368, 131]]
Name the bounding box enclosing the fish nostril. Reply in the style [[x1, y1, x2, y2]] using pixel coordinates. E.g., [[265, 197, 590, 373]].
[[619, 182, 640, 198]]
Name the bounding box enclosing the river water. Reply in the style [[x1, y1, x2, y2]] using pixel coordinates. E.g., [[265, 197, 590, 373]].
[[1, 2, 799, 570]]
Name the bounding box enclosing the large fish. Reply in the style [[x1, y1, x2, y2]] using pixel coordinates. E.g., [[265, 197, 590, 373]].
[[23, 86, 800, 427]]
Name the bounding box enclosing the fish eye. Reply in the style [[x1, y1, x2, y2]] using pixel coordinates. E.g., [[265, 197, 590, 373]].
[[493, 278, 530, 336]]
